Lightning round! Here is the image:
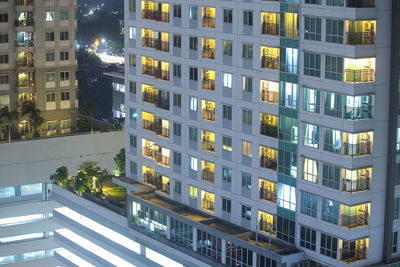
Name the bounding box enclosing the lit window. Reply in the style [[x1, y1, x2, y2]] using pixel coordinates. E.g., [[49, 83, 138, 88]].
[[189, 156, 198, 171], [303, 158, 318, 183], [129, 27, 136, 40], [189, 97, 198, 111], [277, 183, 296, 211], [189, 186, 198, 200], [242, 141, 252, 157], [223, 72, 232, 88], [45, 11, 54, 22]]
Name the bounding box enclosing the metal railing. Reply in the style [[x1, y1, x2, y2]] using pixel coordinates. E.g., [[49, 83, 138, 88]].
[[342, 177, 370, 192], [202, 79, 215, 90], [261, 22, 279, 36], [341, 213, 369, 228], [202, 47, 215, 59], [202, 109, 215, 121], [155, 151, 170, 167], [202, 169, 215, 183], [16, 40, 34, 47], [260, 156, 277, 171], [261, 56, 279, 70], [340, 247, 368, 263], [16, 0, 34, 6], [259, 221, 276, 235], [201, 199, 214, 212], [344, 69, 375, 83], [343, 141, 372, 157], [260, 124, 278, 138], [202, 16, 215, 28], [141, 10, 169, 23], [202, 139, 215, 152], [142, 37, 169, 52], [142, 65, 169, 81], [259, 188, 277, 203], [346, 31, 375, 45], [260, 89, 279, 104], [15, 18, 34, 27]]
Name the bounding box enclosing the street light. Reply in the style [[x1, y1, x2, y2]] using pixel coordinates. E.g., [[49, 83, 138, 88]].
[[101, 38, 108, 54]]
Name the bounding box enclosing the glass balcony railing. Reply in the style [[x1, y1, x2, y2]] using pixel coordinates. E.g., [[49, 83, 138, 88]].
[[346, 31, 375, 45], [258, 211, 276, 236], [260, 114, 278, 138], [202, 47, 215, 60], [201, 198, 214, 212], [202, 7, 215, 28], [261, 13, 279, 36]]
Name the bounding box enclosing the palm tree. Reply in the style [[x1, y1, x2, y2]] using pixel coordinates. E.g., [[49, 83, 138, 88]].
[[20, 100, 44, 138], [81, 100, 98, 133], [112, 116, 124, 130], [0, 106, 18, 142]]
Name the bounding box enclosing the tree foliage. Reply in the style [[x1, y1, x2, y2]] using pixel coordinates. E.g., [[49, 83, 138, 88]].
[[20, 100, 44, 137], [114, 148, 125, 174], [50, 166, 69, 184]]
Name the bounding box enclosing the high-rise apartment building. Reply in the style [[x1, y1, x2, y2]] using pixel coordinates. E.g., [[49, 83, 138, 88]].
[[122, 0, 400, 266], [0, 0, 78, 137]]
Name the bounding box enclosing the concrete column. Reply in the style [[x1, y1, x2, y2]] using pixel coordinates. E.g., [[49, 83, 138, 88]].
[[166, 215, 171, 239], [140, 244, 146, 257], [221, 239, 226, 264], [252, 251, 257, 267], [42, 182, 48, 200], [192, 227, 198, 251]]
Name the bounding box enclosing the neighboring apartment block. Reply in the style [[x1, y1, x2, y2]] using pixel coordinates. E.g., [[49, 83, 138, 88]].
[[124, 0, 400, 266], [0, 0, 78, 137]]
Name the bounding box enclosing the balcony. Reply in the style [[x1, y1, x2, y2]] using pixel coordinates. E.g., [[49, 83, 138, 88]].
[[260, 80, 279, 105], [142, 140, 170, 167], [202, 109, 214, 122], [17, 52, 34, 68], [344, 58, 375, 83], [260, 147, 277, 171], [201, 191, 215, 213], [344, 69, 375, 83], [15, 12, 34, 27], [17, 72, 34, 88], [344, 104, 373, 121], [340, 239, 369, 264], [16, 0, 34, 6], [342, 177, 370, 193], [342, 132, 373, 157], [341, 204, 369, 229], [346, 31, 375, 46], [142, 118, 170, 139], [201, 70, 215, 91], [261, 47, 279, 71], [201, 131, 215, 153], [141, 85, 169, 110], [202, 7, 215, 28], [141, 2, 169, 23], [258, 211, 276, 236], [346, 0, 374, 7], [202, 39, 215, 60], [142, 57, 169, 81], [143, 168, 170, 195], [259, 180, 277, 203], [202, 169, 214, 183], [260, 114, 278, 138], [142, 37, 169, 52], [261, 13, 279, 36]]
